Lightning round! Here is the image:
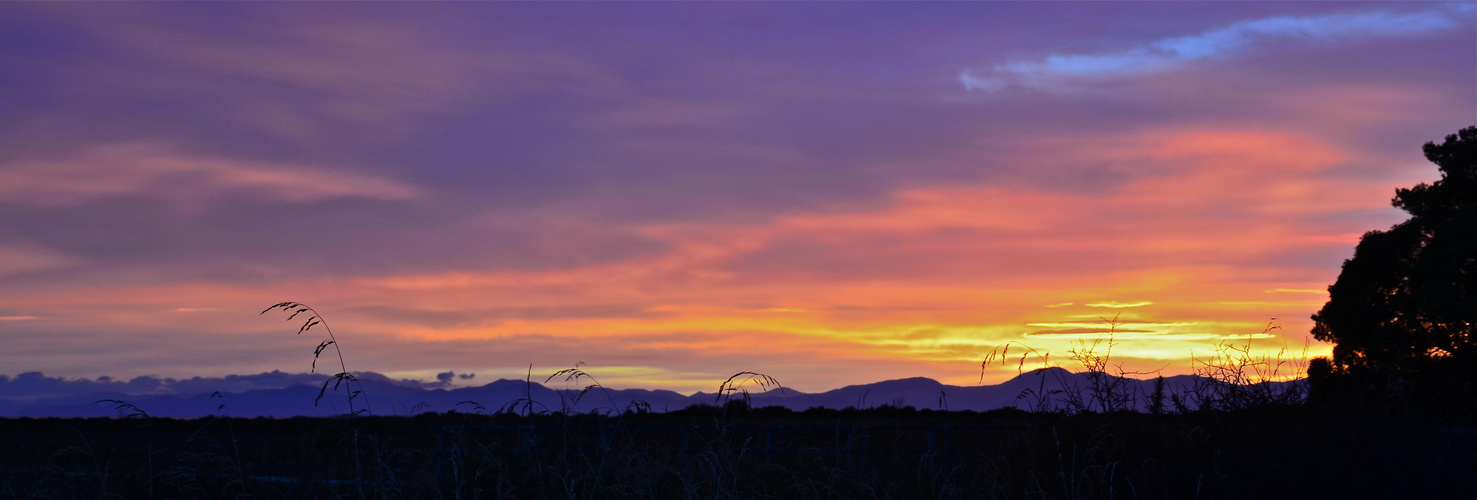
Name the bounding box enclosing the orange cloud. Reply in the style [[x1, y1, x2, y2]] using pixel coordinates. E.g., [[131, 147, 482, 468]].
[[0, 127, 1392, 391]]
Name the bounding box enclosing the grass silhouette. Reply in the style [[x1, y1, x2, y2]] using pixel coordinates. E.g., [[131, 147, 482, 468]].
[[980, 316, 1309, 415], [261, 301, 370, 416], [5, 309, 1464, 498]]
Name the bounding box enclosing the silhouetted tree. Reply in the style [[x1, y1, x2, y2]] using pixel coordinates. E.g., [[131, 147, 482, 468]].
[[1310, 126, 1477, 420]]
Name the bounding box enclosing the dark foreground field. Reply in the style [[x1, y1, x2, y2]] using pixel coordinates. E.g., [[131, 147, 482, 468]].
[[3, 404, 1473, 499]]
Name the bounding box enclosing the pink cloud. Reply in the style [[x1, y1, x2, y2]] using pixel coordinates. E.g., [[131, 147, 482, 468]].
[[0, 245, 80, 276], [0, 126, 1390, 387], [0, 143, 419, 208]]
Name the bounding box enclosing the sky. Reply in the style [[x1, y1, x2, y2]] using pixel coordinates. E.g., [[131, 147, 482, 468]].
[[0, 2, 1473, 394]]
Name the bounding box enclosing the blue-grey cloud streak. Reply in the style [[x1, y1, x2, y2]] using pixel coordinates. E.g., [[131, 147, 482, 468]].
[[962, 2, 1473, 92]]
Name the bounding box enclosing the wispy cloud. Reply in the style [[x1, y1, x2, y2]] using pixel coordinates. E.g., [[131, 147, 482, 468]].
[[1085, 301, 1153, 309], [0, 143, 419, 208], [961, 3, 1473, 92], [0, 246, 80, 276]]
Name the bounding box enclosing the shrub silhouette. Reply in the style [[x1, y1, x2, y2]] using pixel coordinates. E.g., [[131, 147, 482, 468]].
[[1310, 126, 1477, 420]]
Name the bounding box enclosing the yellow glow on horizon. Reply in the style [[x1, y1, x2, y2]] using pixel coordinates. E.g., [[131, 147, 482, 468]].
[[1085, 301, 1154, 308], [0, 126, 1378, 391]]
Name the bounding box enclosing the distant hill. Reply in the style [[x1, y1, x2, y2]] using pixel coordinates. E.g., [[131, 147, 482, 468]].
[[0, 368, 1299, 418]]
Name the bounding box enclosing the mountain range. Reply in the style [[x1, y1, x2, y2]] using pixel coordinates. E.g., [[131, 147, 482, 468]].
[[0, 367, 1305, 418]]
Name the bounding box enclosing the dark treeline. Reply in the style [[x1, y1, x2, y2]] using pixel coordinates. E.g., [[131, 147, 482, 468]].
[[1308, 126, 1477, 424]]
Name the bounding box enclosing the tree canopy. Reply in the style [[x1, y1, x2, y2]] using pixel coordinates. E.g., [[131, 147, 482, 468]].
[[1309, 126, 1477, 419]]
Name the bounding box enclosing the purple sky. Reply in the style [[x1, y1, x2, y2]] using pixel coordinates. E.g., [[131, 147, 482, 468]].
[[0, 2, 1473, 393]]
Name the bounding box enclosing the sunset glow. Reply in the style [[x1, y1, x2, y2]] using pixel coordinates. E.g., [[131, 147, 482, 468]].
[[0, 2, 1471, 394]]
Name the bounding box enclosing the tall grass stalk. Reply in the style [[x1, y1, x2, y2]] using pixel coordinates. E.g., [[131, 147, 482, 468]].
[[210, 391, 248, 498], [715, 371, 784, 408], [1066, 314, 1164, 413], [262, 301, 368, 498], [261, 301, 370, 416], [546, 362, 624, 415], [985, 315, 1304, 414], [981, 340, 1064, 412], [1190, 318, 1310, 410]]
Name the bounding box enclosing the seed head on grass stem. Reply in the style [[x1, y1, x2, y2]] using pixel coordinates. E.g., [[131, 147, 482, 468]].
[[94, 399, 149, 419], [716, 371, 784, 407], [982, 341, 1063, 412], [546, 361, 621, 415], [980, 341, 1053, 383], [261, 301, 370, 415]]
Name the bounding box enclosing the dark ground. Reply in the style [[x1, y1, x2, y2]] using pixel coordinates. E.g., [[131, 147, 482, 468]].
[[2, 404, 1473, 499]]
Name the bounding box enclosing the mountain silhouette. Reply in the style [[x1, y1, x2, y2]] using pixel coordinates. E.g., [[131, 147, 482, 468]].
[[2, 367, 1284, 418]]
